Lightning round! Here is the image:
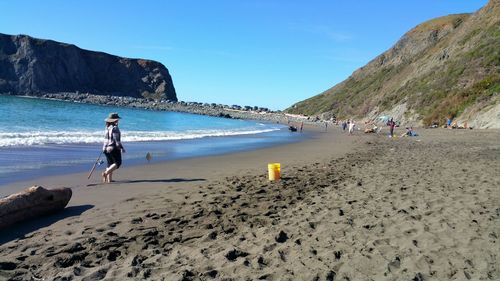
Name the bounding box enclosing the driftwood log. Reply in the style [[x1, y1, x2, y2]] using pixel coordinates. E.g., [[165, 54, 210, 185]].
[[0, 186, 72, 229]]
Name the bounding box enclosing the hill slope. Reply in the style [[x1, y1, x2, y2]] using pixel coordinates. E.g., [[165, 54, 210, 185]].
[[0, 33, 177, 101], [287, 0, 499, 128]]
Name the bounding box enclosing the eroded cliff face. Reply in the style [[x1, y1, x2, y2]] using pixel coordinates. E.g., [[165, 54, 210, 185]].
[[0, 33, 177, 101], [288, 0, 499, 128]]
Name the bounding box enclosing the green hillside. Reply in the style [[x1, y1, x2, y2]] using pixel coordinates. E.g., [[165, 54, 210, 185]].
[[287, 0, 499, 127]]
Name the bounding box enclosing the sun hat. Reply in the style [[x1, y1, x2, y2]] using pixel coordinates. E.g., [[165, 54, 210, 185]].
[[105, 113, 121, 122]]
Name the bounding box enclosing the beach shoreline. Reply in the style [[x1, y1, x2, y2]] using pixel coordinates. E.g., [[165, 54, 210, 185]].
[[0, 127, 498, 280], [0, 123, 330, 200], [1, 94, 317, 188], [0, 127, 310, 188]]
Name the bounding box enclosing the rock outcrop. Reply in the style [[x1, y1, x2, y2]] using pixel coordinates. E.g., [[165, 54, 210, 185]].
[[287, 0, 499, 128], [0, 33, 177, 101], [32, 92, 313, 125]]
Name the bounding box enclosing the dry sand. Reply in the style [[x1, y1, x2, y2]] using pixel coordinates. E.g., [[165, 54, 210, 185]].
[[0, 127, 499, 281]]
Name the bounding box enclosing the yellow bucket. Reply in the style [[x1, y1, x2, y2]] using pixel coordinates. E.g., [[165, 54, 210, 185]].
[[268, 163, 281, 181]]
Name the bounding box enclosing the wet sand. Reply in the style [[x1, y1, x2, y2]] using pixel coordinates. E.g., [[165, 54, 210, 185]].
[[0, 127, 499, 280]]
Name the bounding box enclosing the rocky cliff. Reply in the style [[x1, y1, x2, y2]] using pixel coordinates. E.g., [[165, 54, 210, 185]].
[[0, 33, 177, 101], [287, 0, 499, 128]]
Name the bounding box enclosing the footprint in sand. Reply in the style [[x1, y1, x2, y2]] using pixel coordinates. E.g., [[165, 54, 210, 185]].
[[387, 256, 401, 272]]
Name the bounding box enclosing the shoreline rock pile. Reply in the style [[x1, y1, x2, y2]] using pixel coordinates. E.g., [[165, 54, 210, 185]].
[[12, 92, 315, 124]]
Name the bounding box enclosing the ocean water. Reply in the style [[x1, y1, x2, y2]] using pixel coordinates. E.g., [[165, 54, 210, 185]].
[[0, 95, 302, 185]]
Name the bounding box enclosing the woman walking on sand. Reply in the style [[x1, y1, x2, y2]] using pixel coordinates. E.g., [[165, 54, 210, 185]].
[[342, 120, 347, 131], [102, 113, 125, 183], [348, 120, 355, 135]]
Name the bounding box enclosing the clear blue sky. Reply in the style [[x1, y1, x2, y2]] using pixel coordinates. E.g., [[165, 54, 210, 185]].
[[0, 0, 487, 110]]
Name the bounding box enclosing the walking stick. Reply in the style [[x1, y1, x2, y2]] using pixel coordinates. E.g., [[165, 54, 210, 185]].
[[87, 151, 103, 179]]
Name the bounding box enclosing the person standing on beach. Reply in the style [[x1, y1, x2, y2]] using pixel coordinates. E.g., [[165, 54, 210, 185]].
[[388, 118, 396, 137], [446, 117, 452, 128], [102, 113, 125, 183], [348, 120, 355, 135], [300, 122, 304, 133], [342, 120, 347, 131]]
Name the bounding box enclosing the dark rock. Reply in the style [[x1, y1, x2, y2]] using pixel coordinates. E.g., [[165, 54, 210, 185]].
[[0, 33, 176, 101]]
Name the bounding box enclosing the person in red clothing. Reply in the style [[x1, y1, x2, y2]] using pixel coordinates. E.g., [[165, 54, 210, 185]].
[[387, 118, 396, 137]]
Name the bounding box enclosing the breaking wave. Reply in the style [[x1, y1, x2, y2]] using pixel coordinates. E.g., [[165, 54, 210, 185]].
[[0, 128, 280, 147]]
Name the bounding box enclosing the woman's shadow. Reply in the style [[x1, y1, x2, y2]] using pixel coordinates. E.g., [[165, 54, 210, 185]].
[[86, 178, 206, 186], [121, 178, 206, 184], [0, 204, 94, 245]]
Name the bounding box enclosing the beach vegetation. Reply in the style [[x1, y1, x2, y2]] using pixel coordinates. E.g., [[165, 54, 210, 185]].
[[422, 73, 500, 125]]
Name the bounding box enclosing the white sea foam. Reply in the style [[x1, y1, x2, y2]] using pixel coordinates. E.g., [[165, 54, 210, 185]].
[[0, 128, 280, 147]]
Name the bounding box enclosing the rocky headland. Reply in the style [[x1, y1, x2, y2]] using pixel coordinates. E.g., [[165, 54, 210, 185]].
[[0, 33, 177, 101]]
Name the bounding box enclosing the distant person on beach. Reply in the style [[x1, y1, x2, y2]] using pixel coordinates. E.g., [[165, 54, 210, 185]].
[[348, 120, 355, 134], [342, 120, 347, 131], [387, 118, 396, 137], [102, 113, 125, 183], [401, 127, 417, 137], [300, 122, 304, 133], [446, 117, 453, 128], [364, 123, 378, 134]]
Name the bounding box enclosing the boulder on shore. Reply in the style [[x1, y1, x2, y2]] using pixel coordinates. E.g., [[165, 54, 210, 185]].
[[0, 186, 72, 229]]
